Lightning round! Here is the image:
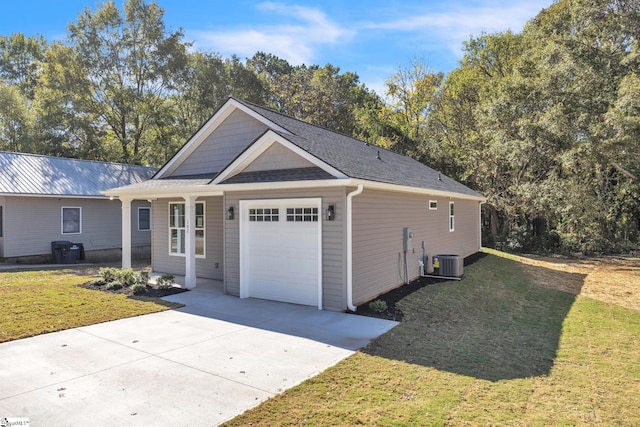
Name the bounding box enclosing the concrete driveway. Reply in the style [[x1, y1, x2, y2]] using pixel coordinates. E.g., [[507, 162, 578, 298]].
[[0, 282, 397, 426]]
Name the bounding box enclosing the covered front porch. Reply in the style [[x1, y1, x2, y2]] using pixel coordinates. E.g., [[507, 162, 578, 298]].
[[117, 188, 225, 290]]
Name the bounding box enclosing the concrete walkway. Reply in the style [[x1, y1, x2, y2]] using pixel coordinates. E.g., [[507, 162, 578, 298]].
[[0, 282, 397, 426]]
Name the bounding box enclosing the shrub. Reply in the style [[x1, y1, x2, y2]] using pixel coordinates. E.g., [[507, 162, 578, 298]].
[[134, 271, 150, 286], [130, 283, 147, 295], [369, 299, 388, 313], [105, 281, 123, 291], [156, 274, 174, 289], [117, 268, 136, 286], [88, 278, 106, 287], [99, 267, 118, 282]]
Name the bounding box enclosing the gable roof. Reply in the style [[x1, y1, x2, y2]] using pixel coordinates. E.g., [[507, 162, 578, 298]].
[[0, 151, 157, 198], [104, 98, 484, 201], [228, 99, 483, 199]]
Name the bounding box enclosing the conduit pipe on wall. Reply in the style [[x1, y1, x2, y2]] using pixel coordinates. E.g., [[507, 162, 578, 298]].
[[346, 184, 364, 312]]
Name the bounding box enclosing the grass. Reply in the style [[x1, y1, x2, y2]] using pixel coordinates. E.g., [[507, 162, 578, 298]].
[[0, 267, 181, 343], [224, 251, 640, 426]]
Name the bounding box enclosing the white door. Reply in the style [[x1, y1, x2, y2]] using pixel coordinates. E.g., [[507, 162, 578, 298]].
[[240, 198, 322, 308]]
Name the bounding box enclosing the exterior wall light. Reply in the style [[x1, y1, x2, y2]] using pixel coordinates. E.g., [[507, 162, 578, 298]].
[[227, 206, 234, 220], [326, 204, 335, 221]]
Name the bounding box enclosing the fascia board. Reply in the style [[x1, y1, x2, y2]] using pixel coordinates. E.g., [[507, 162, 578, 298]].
[[101, 177, 485, 202], [0, 193, 109, 200], [350, 179, 487, 202]]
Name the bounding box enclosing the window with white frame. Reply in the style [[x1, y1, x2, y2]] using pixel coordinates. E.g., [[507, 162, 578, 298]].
[[286, 207, 318, 222], [62, 207, 82, 234], [249, 208, 279, 222], [429, 200, 438, 210], [449, 202, 455, 232], [169, 202, 205, 256], [138, 207, 151, 231]]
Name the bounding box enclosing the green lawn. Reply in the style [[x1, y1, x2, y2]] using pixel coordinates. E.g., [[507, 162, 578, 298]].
[[0, 267, 180, 343], [224, 253, 640, 426]]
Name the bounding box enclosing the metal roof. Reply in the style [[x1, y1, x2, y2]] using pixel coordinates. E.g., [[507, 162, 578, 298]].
[[0, 151, 157, 198]]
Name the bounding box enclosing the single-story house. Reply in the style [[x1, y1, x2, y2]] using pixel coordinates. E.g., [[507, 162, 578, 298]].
[[0, 152, 156, 263], [104, 98, 485, 311]]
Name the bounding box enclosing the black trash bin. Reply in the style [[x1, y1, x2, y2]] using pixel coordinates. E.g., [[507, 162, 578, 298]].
[[72, 243, 85, 261], [51, 241, 72, 264], [64, 244, 80, 264]]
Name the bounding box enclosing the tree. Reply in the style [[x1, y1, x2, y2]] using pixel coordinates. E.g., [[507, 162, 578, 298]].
[[0, 33, 47, 98], [63, 0, 189, 163], [0, 81, 32, 151]]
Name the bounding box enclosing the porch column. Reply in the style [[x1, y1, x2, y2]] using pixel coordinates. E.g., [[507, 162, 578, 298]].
[[184, 195, 197, 289], [121, 197, 133, 269]]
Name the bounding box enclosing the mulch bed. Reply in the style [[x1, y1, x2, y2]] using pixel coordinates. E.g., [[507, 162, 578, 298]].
[[355, 252, 486, 321], [79, 281, 188, 298]]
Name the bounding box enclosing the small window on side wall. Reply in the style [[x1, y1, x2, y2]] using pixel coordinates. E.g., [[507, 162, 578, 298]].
[[449, 202, 455, 232], [62, 207, 82, 234], [138, 207, 151, 231], [429, 200, 438, 210]]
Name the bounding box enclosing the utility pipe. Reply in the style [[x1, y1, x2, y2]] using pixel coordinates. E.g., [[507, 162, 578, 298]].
[[346, 184, 364, 312]]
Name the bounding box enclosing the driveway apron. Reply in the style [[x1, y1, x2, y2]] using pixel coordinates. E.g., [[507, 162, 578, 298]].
[[0, 284, 397, 426]]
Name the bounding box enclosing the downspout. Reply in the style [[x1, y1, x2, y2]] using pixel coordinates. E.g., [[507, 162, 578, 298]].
[[346, 184, 364, 312]]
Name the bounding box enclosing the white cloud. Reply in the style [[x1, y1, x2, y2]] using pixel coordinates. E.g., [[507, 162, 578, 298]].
[[190, 2, 354, 65], [361, 1, 551, 59]]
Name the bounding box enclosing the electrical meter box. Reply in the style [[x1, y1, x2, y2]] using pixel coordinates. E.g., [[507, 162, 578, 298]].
[[403, 227, 413, 251]]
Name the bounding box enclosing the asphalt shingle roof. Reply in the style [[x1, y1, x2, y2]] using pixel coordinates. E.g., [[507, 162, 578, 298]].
[[222, 167, 334, 184], [0, 151, 157, 197], [234, 99, 483, 198]]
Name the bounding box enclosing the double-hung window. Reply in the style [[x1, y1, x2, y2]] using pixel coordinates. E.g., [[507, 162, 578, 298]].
[[169, 202, 205, 257], [62, 207, 82, 234]]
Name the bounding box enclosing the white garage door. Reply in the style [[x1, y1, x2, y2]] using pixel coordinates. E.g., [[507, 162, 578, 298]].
[[240, 198, 322, 308]]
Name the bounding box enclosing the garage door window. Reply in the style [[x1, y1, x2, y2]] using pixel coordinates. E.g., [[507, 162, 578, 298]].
[[286, 207, 318, 222], [169, 202, 205, 257], [249, 208, 279, 222]]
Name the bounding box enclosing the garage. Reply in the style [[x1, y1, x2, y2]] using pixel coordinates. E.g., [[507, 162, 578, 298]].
[[239, 198, 322, 308]]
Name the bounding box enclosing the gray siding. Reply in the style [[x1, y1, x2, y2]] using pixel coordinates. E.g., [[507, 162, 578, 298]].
[[172, 110, 268, 176], [0, 196, 4, 257], [151, 197, 224, 280], [352, 189, 481, 305], [1, 197, 151, 258], [243, 142, 315, 172], [224, 187, 346, 311]]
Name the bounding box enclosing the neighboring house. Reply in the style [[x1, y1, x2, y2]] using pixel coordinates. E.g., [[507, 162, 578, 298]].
[[104, 98, 486, 311], [0, 152, 156, 263]]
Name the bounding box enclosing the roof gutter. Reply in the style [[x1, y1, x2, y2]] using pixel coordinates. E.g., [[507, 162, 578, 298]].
[[349, 179, 486, 203], [0, 193, 112, 200], [346, 183, 364, 312], [101, 177, 485, 202]]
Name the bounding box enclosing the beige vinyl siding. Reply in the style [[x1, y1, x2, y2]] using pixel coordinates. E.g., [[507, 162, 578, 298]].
[[1, 197, 151, 258], [151, 197, 224, 280], [224, 187, 346, 311], [351, 189, 481, 306], [172, 110, 268, 177], [243, 142, 315, 172]]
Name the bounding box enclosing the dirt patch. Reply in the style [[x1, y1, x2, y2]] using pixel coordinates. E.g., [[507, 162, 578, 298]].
[[499, 253, 640, 312]]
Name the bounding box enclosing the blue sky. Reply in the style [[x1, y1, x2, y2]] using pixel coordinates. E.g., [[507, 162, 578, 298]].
[[1, 0, 553, 94]]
